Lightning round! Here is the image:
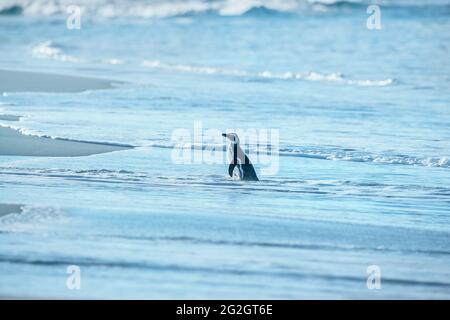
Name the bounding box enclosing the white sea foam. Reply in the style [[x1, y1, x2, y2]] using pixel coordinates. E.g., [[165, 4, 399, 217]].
[[347, 79, 394, 86], [103, 58, 125, 65], [278, 147, 450, 168], [142, 60, 393, 86], [28, 43, 393, 87], [1, 0, 219, 17], [31, 41, 83, 63], [0, 205, 65, 233], [1, 0, 424, 18], [1, 124, 133, 148], [0, 123, 54, 138], [142, 59, 247, 76], [144, 140, 450, 168]]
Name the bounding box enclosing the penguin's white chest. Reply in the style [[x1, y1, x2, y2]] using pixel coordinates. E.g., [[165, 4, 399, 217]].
[[228, 143, 244, 180]]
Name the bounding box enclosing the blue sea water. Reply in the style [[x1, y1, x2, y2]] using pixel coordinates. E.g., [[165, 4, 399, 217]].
[[0, 0, 449, 299]]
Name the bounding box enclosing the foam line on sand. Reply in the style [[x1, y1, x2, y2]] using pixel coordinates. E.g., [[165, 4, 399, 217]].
[[0, 126, 132, 157], [0, 69, 120, 93]]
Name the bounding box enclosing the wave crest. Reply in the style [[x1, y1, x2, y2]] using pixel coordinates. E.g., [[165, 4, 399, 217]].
[[1, 0, 444, 18], [31, 41, 83, 63], [279, 145, 450, 168], [142, 59, 393, 86], [0, 205, 64, 233], [143, 140, 450, 169]]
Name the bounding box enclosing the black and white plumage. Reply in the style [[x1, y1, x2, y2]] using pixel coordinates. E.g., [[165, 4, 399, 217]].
[[222, 133, 259, 181]]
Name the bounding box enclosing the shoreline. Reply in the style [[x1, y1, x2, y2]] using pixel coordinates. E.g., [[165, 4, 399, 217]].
[[0, 69, 132, 157], [0, 69, 121, 93], [0, 126, 132, 157]]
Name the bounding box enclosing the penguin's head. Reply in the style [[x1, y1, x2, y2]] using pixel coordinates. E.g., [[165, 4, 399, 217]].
[[222, 132, 240, 145]]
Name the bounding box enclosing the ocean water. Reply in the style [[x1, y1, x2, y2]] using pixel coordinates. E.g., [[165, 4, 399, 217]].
[[0, 0, 450, 299]]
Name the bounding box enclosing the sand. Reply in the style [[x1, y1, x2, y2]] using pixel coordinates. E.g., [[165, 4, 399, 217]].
[[0, 69, 132, 157], [0, 69, 119, 93]]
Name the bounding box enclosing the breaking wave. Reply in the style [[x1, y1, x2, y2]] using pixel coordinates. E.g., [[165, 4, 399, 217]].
[[0, 205, 64, 233], [1, 166, 449, 201], [278, 145, 450, 168], [1, 0, 448, 18], [0, 124, 134, 149], [142, 60, 394, 86], [27, 42, 394, 87], [144, 140, 450, 169], [31, 41, 83, 63]]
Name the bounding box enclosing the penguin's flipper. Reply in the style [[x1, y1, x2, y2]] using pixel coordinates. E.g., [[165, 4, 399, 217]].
[[228, 163, 236, 177], [242, 155, 259, 181], [242, 164, 259, 181]]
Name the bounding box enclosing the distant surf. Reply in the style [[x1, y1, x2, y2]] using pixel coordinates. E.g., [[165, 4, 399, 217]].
[[1, 0, 449, 18], [27, 41, 394, 87], [142, 60, 394, 86], [143, 140, 450, 169]]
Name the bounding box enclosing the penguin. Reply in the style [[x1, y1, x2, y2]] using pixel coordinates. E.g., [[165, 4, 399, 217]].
[[222, 133, 259, 181]]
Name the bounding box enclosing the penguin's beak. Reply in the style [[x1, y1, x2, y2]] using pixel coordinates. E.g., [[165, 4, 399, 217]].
[[221, 133, 227, 137]]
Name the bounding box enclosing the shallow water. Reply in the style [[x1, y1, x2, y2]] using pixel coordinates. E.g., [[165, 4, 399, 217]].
[[0, 0, 449, 298]]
